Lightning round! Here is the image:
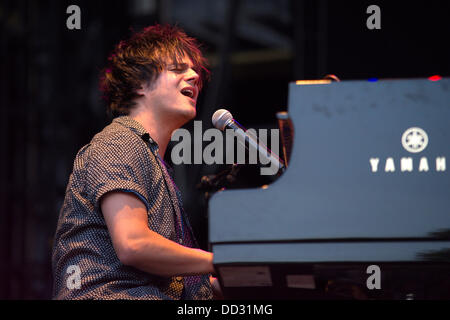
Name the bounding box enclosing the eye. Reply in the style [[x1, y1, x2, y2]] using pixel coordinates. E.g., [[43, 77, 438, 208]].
[[168, 64, 189, 73]]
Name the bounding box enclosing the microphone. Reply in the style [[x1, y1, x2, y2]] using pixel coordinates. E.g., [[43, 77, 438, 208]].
[[212, 109, 241, 131], [212, 109, 285, 175]]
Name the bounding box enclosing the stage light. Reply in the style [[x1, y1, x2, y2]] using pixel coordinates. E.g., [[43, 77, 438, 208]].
[[295, 80, 331, 85], [428, 75, 442, 81]]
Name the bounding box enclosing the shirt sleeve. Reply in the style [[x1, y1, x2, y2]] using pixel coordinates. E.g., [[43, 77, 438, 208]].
[[83, 131, 154, 211]]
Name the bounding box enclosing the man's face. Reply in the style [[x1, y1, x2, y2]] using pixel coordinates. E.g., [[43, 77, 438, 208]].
[[144, 56, 200, 126]]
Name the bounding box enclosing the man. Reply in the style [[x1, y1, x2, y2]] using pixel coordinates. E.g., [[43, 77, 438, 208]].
[[52, 24, 219, 299]]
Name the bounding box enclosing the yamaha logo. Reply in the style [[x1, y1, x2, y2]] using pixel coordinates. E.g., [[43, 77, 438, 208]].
[[401, 127, 428, 153], [369, 127, 446, 173]]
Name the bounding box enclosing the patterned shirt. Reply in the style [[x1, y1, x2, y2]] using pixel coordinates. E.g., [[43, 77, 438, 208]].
[[51, 116, 213, 300]]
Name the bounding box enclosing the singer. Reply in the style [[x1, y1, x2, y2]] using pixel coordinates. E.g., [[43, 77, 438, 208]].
[[51, 24, 220, 299]]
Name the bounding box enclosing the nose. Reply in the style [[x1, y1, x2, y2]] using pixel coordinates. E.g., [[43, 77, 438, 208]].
[[186, 68, 200, 86]]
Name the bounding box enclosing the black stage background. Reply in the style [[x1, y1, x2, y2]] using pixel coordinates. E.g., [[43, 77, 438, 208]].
[[0, 0, 449, 299]]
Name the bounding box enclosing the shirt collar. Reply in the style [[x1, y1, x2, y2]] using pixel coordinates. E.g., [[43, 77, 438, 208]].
[[114, 116, 174, 177], [113, 116, 157, 146]]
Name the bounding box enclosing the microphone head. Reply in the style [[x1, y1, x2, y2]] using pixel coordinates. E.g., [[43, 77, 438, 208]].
[[212, 109, 233, 131]]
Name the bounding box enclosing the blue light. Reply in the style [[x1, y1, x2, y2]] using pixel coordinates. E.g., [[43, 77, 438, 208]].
[[368, 77, 378, 82]]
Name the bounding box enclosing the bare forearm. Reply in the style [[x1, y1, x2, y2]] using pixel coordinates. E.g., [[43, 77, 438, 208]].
[[122, 229, 214, 277], [101, 191, 214, 277]]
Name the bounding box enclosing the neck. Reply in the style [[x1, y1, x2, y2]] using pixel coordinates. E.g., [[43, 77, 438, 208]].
[[129, 109, 175, 159]]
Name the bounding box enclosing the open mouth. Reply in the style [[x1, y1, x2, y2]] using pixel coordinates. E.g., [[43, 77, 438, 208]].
[[180, 87, 196, 100]]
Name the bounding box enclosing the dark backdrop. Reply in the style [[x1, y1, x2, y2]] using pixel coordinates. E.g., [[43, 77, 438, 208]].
[[1, 0, 449, 299]]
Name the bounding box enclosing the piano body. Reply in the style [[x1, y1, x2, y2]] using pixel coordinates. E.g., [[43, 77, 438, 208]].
[[208, 78, 450, 299]]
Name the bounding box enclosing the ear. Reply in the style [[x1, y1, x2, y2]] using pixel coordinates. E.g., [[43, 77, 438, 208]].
[[136, 85, 146, 96], [136, 81, 152, 96], [136, 79, 156, 96]]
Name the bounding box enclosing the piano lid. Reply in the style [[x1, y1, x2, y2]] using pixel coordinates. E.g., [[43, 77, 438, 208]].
[[209, 78, 450, 244]]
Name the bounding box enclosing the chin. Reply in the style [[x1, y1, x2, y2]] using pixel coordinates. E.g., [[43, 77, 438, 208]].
[[184, 104, 197, 119]]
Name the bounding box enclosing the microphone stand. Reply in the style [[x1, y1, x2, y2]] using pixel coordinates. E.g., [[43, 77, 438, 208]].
[[197, 164, 242, 201]]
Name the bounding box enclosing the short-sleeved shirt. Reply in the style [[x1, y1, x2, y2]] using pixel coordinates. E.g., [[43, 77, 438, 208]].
[[51, 116, 213, 300]]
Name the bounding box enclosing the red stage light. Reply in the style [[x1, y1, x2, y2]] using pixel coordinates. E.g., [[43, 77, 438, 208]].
[[428, 75, 442, 81]]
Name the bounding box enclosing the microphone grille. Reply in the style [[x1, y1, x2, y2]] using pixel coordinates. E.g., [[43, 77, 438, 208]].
[[212, 109, 233, 131]]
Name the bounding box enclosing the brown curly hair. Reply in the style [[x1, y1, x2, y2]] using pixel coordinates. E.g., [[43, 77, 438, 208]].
[[100, 24, 209, 117]]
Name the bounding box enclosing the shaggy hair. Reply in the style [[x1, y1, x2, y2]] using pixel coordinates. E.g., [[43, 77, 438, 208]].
[[100, 24, 209, 117]]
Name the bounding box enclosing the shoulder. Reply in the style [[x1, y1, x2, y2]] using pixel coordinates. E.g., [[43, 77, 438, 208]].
[[72, 121, 154, 177], [93, 121, 145, 147], [69, 121, 158, 207], [90, 121, 150, 160]]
